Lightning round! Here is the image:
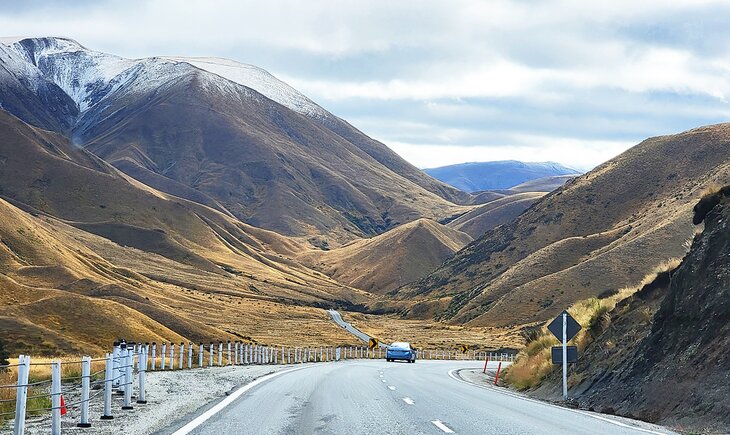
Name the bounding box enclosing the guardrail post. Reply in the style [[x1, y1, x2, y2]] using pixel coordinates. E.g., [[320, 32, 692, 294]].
[[234, 342, 239, 365], [77, 356, 92, 428], [13, 355, 30, 435], [51, 359, 61, 435], [101, 352, 114, 421], [122, 344, 133, 410], [169, 342, 175, 370], [112, 341, 121, 388], [161, 342, 167, 370], [227, 341, 231, 365], [150, 343, 156, 371], [208, 343, 213, 367], [218, 342, 223, 366], [198, 343, 203, 367], [177, 342, 182, 370], [138, 346, 147, 404], [187, 342, 192, 369]]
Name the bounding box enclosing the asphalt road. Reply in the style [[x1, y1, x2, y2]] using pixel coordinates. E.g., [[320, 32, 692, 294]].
[[170, 360, 675, 435]]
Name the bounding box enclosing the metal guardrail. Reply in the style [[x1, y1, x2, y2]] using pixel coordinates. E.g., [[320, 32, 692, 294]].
[[2, 341, 514, 434]]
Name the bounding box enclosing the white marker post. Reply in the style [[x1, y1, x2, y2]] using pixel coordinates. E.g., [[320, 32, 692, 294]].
[[562, 312, 568, 400]]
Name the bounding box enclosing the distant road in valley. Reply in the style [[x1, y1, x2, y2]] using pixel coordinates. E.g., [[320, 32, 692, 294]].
[[165, 360, 675, 435], [328, 309, 387, 348]]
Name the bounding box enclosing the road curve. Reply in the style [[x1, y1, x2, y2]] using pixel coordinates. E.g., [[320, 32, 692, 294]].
[[166, 360, 675, 435], [328, 309, 386, 348]]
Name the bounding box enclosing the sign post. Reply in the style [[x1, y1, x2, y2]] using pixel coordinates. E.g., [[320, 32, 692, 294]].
[[562, 312, 568, 400], [547, 310, 581, 401], [368, 338, 378, 350]]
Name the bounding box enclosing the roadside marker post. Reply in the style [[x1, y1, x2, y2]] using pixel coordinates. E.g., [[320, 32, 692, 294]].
[[122, 345, 133, 410], [101, 353, 114, 420], [151, 343, 156, 371], [170, 343, 175, 370], [218, 343, 223, 366], [494, 361, 502, 386], [14, 355, 30, 435], [138, 347, 148, 405], [78, 356, 92, 428], [51, 360, 61, 435], [161, 342, 167, 370], [483, 354, 490, 374], [227, 341, 232, 365], [188, 342, 193, 368], [179, 342, 184, 370]]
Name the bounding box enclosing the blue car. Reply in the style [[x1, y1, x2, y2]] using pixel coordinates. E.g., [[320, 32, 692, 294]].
[[386, 342, 416, 363]]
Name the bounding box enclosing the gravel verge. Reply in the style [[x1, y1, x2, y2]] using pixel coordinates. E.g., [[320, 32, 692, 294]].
[[4, 364, 293, 435]]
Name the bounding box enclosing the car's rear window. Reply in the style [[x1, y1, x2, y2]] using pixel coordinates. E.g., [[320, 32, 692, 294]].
[[390, 342, 410, 349]]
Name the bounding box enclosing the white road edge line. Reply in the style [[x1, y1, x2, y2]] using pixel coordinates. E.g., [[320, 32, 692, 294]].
[[431, 420, 455, 433], [402, 397, 415, 405], [172, 366, 309, 435], [447, 369, 672, 435]]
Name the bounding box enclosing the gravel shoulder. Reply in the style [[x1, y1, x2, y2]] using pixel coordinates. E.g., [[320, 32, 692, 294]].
[[11, 364, 292, 435]]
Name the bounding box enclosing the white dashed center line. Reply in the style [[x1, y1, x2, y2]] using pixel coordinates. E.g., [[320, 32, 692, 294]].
[[388, 386, 396, 390], [431, 420, 455, 433], [402, 397, 415, 405], [381, 379, 387, 383]]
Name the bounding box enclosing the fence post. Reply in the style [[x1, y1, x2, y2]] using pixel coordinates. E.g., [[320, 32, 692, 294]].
[[138, 346, 147, 404], [101, 353, 114, 420], [208, 343, 213, 367], [218, 342, 223, 366], [13, 355, 30, 435], [51, 360, 61, 435], [187, 342, 192, 369], [177, 343, 183, 370], [122, 345, 133, 410], [199, 343, 204, 368], [113, 342, 122, 388], [234, 342, 239, 365], [77, 356, 92, 428], [169, 343, 175, 370], [150, 343, 156, 371], [161, 342, 167, 370]]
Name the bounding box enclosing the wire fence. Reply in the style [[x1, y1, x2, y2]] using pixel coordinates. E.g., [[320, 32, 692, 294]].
[[2, 340, 515, 434]]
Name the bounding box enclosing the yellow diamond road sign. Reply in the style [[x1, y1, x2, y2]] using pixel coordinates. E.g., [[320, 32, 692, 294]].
[[460, 345, 469, 353], [368, 338, 378, 349]]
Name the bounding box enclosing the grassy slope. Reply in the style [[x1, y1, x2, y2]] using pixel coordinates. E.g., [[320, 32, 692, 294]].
[[397, 123, 730, 327], [447, 192, 545, 238], [0, 111, 368, 354], [78, 70, 465, 243], [299, 218, 472, 294]]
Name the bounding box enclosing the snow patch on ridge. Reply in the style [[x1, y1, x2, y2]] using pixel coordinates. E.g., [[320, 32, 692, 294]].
[[167, 56, 330, 119]]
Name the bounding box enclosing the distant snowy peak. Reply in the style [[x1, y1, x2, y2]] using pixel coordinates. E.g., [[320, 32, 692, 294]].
[[0, 36, 331, 122], [6, 37, 138, 112], [166, 56, 330, 119]]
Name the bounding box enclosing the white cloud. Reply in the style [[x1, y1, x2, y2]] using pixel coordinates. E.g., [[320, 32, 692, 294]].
[[388, 139, 634, 171], [2, 0, 729, 168]]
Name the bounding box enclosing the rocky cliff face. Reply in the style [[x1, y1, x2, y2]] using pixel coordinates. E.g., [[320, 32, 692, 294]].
[[535, 188, 730, 433]]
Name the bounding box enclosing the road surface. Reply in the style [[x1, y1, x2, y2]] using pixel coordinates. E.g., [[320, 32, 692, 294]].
[[166, 360, 675, 435], [328, 309, 387, 348]]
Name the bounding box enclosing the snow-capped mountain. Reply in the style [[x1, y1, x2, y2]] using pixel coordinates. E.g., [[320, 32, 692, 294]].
[[165, 56, 330, 120], [0, 36, 468, 240]]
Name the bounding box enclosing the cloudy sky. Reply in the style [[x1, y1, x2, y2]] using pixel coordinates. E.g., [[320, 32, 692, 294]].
[[3, 0, 730, 170]]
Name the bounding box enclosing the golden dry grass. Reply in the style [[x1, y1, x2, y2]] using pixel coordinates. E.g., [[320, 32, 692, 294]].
[[503, 259, 681, 390], [341, 311, 524, 351], [398, 124, 730, 328], [299, 219, 472, 294]]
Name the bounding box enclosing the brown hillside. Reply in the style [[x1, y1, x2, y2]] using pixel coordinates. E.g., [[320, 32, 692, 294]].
[[448, 192, 545, 238], [397, 123, 730, 327], [70, 62, 464, 242], [299, 219, 472, 294], [0, 110, 370, 353], [532, 189, 730, 433]]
